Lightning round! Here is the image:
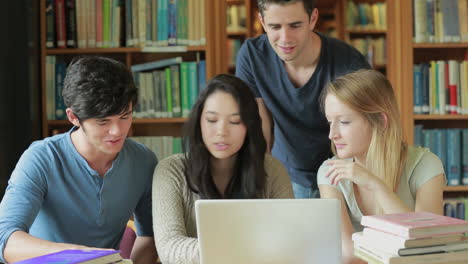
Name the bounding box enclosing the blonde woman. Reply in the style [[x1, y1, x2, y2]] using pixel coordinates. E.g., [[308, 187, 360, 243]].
[[317, 69, 446, 264]]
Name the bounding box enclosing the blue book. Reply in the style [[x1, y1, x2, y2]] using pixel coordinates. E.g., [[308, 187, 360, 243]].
[[421, 63, 430, 114], [55, 59, 67, 120], [446, 129, 462, 186], [413, 64, 423, 114], [426, 0, 435, 42], [131, 57, 182, 72], [414, 124, 424, 147], [462, 129, 468, 185], [433, 129, 447, 171], [14, 249, 121, 264], [197, 60, 206, 94], [168, 0, 177, 45], [456, 201, 465, 220]]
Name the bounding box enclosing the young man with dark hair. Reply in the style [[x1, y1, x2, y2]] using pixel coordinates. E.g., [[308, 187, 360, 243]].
[[0, 56, 158, 263], [236, 0, 370, 198]]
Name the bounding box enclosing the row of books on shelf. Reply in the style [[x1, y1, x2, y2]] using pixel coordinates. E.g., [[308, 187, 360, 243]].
[[413, 58, 468, 115], [444, 198, 468, 220], [350, 37, 386, 67], [131, 136, 181, 161], [413, 0, 468, 43], [227, 4, 247, 33], [414, 127, 468, 186], [131, 57, 206, 118], [346, 1, 387, 30], [45, 56, 206, 120], [46, 0, 205, 49], [353, 212, 468, 264], [227, 39, 242, 67]]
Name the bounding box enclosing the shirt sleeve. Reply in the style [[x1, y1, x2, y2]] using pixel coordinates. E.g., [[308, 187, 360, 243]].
[[0, 144, 48, 262], [235, 41, 261, 98], [409, 150, 446, 195], [134, 149, 157, 237], [265, 155, 294, 198], [152, 156, 199, 264]]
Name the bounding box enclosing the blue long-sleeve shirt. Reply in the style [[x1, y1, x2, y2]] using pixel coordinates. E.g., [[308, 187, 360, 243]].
[[0, 127, 157, 262]]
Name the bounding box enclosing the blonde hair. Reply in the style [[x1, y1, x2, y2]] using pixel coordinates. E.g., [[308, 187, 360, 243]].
[[321, 69, 407, 198]]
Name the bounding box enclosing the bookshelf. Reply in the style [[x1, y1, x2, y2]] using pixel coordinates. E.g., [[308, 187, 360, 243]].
[[387, 0, 468, 198], [225, 0, 260, 73], [315, 0, 343, 38], [39, 0, 227, 138], [340, 0, 387, 71]]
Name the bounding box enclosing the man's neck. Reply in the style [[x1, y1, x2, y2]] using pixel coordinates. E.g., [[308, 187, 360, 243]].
[[283, 32, 322, 88], [70, 128, 116, 177]]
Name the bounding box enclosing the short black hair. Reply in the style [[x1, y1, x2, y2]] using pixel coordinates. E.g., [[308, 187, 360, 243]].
[[257, 0, 316, 17], [62, 56, 137, 120], [183, 74, 267, 199]]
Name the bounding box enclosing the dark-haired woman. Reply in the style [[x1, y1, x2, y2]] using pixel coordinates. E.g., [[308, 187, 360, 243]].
[[152, 74, 293, 264]]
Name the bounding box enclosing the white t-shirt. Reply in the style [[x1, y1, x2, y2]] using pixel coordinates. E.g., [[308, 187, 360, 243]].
[[317, 146, 445, 232]]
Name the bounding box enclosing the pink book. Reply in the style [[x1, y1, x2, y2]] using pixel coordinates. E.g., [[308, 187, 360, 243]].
[[360, 212, 468, 239]]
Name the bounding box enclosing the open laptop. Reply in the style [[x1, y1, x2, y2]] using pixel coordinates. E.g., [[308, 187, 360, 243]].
[[195, 199, 342, 264]]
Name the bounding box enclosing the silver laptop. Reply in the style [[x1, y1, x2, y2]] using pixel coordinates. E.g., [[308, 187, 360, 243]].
[[195, 199, 342, 264]]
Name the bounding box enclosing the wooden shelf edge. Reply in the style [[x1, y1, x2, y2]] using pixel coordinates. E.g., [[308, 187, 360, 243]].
[[444, 186, 468, 192], [227, 0, 244, 5], [46, 46, 206, 55], [48, 118, 187, 126], [345, 28, 387, 34], [414, 115, 468, 120], [413, 42, 468, 49]]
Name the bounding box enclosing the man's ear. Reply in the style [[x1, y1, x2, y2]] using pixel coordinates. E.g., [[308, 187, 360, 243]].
[[309, 8, 319, 31], [66, 108, 81, 127], [258, 12, 266, 31]]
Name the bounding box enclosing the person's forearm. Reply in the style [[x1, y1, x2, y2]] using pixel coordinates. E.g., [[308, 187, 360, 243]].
[[130, 236, 158, 264], [4, 231, 101, 263], [374, 181, 412, 214]]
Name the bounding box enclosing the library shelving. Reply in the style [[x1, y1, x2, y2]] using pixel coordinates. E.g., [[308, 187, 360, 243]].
[[340, 0, 387, 71], [315, 0, 343, 38], [225, 0, 260, 73], [387, 0, 468, 197], [39, 0, 227, 138]]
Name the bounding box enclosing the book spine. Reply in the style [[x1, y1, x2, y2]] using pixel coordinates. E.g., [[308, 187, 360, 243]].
[[462, 129, 468, 185], [165, 68, 173, 117], [414, 64, 423, 114], [65, 0, 77, 47], [446, 129, 462, 186], [96, 0, 103, 47], [170, 65, 181, 117], [168, 0, 177, 46], [46, 0, 56, 48], [125, 0, 133, 46], [188, 61, 198, 109], [180, 62, 190, 117], [55, 0, 67, 48]]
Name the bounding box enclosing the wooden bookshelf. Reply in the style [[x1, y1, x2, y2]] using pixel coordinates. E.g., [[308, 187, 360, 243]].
[[39, 0, 226, 138], [414, 115, 468, 121], [339, 0, 387, 71], [387, 0, 468, 199]]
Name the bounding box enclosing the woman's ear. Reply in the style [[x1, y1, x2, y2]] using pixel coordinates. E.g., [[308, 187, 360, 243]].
[[381, 113, 388, 129]]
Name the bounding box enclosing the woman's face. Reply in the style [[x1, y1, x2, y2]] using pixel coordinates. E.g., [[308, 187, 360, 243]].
[[325, 94, 373, 163], [200, 91, 247, 163]]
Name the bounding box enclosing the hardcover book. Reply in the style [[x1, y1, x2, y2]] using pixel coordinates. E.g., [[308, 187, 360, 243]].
[[360, 212, 468, 239], [14, 249, 121, 264]]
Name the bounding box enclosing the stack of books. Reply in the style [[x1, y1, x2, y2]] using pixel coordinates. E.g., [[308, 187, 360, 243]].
[[353, 212, 468, 264]]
